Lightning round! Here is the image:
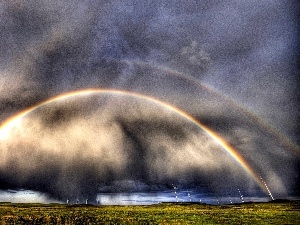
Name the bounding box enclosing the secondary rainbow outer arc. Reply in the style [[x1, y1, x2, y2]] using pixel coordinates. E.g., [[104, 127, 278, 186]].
[[123, 60, 300, 158], [0, 88, 268, 194]]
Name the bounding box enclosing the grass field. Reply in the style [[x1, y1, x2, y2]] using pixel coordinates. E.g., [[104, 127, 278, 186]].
[[0, 200, 299, 224]]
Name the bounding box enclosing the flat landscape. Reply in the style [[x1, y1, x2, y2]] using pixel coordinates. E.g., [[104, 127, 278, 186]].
[[0, 200, 299, 224]]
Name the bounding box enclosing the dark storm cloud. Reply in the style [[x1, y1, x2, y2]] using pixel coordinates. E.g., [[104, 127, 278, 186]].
[[0, 141, 119, 200], [0, 96, 258, 201], [35, 96, 106, 129], [0, 0, 214, 98], [117, 119, 189, 142], [0, 0, 299, 202]]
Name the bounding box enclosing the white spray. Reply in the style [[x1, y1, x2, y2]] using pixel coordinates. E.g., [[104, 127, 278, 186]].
[[172, 184, 179, 203], [238, 189, 244, 203], [187, 191, 192, 202], [228, 195, 233, 204], [260, 176, 274, 200]]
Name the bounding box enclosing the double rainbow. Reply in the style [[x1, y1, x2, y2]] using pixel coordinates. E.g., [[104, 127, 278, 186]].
[[0, 88, 269, 194], [123, 60, 300, 158]]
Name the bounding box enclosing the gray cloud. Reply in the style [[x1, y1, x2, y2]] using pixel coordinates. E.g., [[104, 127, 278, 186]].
[[0, 95, 267, 201]]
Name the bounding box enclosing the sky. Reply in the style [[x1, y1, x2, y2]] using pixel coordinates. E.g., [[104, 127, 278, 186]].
[[0, 0, 299, 204]]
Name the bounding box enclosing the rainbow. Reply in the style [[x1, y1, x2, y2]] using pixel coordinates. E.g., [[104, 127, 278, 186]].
[[123, 60, 300, 158], [0, 88, 269, 194]]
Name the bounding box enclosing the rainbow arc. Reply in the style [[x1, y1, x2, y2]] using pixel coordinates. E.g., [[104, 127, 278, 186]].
[[0, 88, 269, 195]]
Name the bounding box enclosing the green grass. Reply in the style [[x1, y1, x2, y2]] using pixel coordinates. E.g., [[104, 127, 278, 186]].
[[0, 201, 299, 224]]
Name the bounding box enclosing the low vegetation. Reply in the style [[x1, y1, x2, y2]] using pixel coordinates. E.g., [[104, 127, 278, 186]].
[[0, 200, 299, 224]]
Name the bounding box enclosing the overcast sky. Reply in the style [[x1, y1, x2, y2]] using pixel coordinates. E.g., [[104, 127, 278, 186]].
[[0, 0, 299, 203]]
